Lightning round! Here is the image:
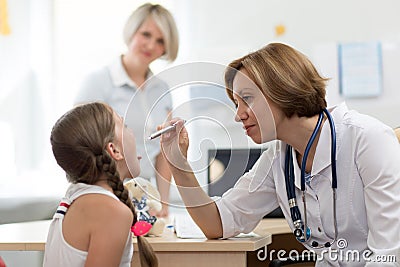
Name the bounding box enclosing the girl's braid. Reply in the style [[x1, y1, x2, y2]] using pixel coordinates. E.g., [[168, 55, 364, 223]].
[[96, 150, 137, 224]]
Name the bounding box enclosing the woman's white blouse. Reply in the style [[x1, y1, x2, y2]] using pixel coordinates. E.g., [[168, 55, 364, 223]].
[[215, 103, 400, 266]]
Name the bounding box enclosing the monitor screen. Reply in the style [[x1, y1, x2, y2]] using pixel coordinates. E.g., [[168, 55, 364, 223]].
[[207, 148, 283, 218], [207, 148, 262, 197]]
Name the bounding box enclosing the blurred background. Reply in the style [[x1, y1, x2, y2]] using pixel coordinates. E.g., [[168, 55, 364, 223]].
[[1, 0, 400, 220]]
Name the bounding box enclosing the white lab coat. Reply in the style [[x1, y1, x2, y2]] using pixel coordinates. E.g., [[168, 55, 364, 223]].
[[215, 103, 400, 266]]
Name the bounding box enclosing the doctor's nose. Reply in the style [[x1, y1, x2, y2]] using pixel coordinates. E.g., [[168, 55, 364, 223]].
[[234, 113, 240, 122]]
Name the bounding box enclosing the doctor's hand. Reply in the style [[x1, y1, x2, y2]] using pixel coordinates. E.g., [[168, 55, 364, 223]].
[[158, 119, 190, 171]]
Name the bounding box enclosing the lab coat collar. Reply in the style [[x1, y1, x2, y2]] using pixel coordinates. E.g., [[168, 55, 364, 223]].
[[109, 56, 152, 88], [294, 103, 347, 190]]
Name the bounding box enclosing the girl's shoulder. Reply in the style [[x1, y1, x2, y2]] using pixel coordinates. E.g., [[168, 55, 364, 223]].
[[65, 184, 133, 228], [75, 193, 133, 222]]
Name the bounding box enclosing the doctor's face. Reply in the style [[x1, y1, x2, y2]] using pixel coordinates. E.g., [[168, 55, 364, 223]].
[[232, 68, 277, 144]]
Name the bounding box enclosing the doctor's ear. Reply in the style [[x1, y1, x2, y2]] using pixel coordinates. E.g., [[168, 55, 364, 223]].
[[105, 142, 124, 161]]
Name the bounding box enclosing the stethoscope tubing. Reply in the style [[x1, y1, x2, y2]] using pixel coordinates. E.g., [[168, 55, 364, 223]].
[[301, 112, 324, 191], [285, 108, 338, 248], [285, 145, 302, 224]]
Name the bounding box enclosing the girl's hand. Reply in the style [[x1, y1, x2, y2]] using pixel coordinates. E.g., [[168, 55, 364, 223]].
[[158, 119, 189, 171]]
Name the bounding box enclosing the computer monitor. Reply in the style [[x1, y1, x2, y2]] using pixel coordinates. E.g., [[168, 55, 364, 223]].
[[207, 148, 283, 218]]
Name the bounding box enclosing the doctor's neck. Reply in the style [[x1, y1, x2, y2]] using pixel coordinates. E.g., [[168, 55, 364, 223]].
[[279, 114, 325, 170]]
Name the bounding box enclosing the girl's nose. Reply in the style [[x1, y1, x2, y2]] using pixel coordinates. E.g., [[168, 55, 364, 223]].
[[234, 104, 248, 122]]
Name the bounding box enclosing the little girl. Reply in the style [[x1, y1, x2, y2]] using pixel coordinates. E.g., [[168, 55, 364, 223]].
[[44, 102, 157, 267]]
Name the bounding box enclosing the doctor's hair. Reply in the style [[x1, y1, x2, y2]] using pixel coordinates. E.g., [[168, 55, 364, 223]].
[[123, 2, 179, 62], [50, 102, 158, 267], [225, 42, 329, 118]]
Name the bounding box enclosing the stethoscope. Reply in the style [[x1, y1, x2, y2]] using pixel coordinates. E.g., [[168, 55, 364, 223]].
[[285, 108, 338, 249]]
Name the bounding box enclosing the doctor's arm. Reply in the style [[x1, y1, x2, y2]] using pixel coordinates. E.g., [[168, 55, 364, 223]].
[[159, 120, 223, 239], [357, 126, 400, 265]]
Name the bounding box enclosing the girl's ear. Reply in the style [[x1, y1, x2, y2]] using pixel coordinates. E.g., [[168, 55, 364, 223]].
[[105, 142, 124, 161]]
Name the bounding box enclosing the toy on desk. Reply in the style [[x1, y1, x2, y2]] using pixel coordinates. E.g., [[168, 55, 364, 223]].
[[125, 177, 166, 236], [0, 256, 6, 267]]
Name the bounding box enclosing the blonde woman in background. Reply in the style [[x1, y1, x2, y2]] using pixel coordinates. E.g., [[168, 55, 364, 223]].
[[75, 3, 179, 217]]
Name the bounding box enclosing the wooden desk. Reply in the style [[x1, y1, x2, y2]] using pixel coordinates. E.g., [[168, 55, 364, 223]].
[[250, 219, 313, 267], [0, 220, 48, 251], [253, 218, 291, 236], [0, 220, 276, 267]]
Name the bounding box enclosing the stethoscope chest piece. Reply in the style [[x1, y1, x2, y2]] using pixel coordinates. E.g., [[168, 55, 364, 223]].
[[294, 225, 311, 242]]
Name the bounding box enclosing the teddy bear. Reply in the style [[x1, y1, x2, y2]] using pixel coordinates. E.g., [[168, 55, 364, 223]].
[[124, 177, 166, 236]]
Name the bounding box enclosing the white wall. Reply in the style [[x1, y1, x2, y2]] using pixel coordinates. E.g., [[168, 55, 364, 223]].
[[313, 42, 400, 127], [0, 0, 55, 179], [178, 1, 400, 62]]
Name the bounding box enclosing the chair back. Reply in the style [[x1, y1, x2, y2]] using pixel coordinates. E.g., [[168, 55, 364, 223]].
[[394, 128, 400, 142]]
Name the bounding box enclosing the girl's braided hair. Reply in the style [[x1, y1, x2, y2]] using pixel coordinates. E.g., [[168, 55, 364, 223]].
[[50, 102, 157, 267]]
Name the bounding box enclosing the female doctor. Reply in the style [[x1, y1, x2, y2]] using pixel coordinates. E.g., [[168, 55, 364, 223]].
[[159, 43, 400, 266]]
